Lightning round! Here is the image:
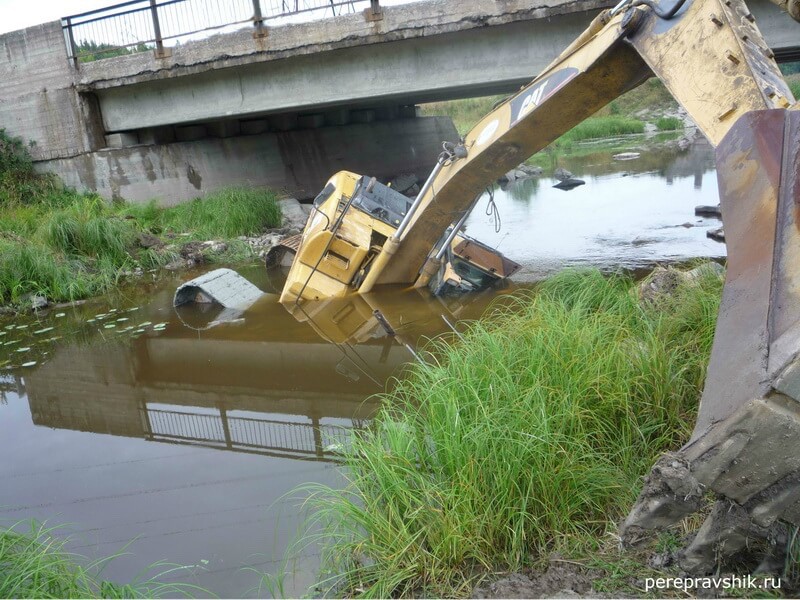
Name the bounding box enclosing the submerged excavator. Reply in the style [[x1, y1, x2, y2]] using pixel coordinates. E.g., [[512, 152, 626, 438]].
[[274, 0, 800, 572]]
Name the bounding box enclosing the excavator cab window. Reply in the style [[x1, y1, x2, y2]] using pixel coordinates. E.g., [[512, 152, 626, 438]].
[[313, 182, 336, 207], [351, 179, 412, 228]]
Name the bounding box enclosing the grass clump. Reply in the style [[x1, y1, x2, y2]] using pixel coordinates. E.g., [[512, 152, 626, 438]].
[[561, 116, 645, 142], [304, 268, 722, 598], [161, 187, 281, 238], [0, 130, 281, 307], [656, 116, 683, 131], [0, 520, 201, 598], [788, 75, 800, 101]]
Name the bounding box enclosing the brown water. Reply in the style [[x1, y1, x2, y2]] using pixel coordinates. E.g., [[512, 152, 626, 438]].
[[0, 140, 725, 597]]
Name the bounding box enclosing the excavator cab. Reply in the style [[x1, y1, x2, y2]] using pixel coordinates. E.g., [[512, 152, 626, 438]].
[[278, 170, 519, 304]]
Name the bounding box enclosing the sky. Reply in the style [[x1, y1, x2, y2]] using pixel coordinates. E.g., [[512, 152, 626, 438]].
[[0, 0, 421, 35], [0, 0, 111, 33]]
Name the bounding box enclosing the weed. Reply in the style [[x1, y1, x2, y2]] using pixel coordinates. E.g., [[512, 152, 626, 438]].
[[0, 137, 281, 307]]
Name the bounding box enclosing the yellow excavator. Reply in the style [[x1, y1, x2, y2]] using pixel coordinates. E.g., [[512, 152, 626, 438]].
[[279, 0, 800, 572]]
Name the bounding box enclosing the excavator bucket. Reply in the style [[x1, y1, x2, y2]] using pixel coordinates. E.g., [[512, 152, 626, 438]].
[[622, 108, 800, 572]]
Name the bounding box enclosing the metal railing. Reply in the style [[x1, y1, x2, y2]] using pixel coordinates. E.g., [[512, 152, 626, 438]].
[[61, 0, 384, 65], [143, 406, 358, 462]]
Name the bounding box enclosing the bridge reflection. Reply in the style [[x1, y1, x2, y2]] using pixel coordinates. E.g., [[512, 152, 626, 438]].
[[21, 288, 496, 462]]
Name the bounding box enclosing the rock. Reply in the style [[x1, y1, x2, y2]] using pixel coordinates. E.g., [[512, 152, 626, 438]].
[[613, 152, 641, 161], [706, 227, 725, 243], [505, 164, 544, 183], [137, 233, 163, 249], [553, 167, 574, 182], [277, 197, 308, 230], [553, 178, 586, 191], [179, 241, 205, 264], [695, 204, 722, 218], [637, 267, 683, 306], [201, 240, 228, 253], [22, 294, 49, 310], [637, 263, 724, 306], [685, 262, 724, 282]]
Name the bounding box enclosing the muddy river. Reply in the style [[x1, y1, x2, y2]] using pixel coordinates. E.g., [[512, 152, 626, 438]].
[[0, 139, 725, 597]]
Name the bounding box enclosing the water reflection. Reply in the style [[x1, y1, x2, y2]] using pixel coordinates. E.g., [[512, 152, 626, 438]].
[[18, 288, 498, 464], [0, 278, 503, 597]]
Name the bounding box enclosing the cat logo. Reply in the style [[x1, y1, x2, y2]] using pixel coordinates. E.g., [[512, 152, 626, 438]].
[[510, 67, 580, 126]]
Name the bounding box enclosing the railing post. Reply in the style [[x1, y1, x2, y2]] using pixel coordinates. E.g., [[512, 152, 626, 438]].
[[64, 17, 79, 68], [366, 0, 382, 21], [252, 0, 267, 38], [149, 0, 169, 58]]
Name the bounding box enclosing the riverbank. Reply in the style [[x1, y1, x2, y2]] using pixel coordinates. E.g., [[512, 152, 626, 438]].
[[298, 266, 737, 598], [0, 130, 285, 312]]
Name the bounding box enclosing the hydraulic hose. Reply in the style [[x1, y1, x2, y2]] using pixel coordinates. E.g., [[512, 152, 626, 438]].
[[632, 0, 688, 19]]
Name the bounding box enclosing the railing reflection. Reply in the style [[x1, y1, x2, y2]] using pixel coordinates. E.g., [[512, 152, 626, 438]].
[[143, 405, 357, 461]]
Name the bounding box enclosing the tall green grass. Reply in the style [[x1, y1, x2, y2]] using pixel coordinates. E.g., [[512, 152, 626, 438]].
[[161, 187, 282, 238], [0, 132, 281, 306], [118, 188, 282, 239], [561, 116, 645, 142], [789, 76, 800, 101], [0, 520, 203, 598], [39, 197, 138, 266], [303, 268, 722, 598], [655, 116, 683, 131]]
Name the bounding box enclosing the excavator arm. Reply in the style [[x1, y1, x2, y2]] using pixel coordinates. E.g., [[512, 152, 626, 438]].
[[281, 0, 800, 572], [357, 0, 795, 292]]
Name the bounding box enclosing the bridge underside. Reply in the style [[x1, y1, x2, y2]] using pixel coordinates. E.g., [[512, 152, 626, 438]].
[[38, 116, 458, 203]]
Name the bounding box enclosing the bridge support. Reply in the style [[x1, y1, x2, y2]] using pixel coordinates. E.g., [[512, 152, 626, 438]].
[[36, 116, 458, 204]]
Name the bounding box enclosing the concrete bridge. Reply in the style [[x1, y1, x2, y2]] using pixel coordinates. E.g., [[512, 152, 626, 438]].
[[0, 0, 797, 203]]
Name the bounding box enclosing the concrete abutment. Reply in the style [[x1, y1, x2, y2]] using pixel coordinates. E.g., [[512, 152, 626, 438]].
[[36, 116, 457, 204]]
